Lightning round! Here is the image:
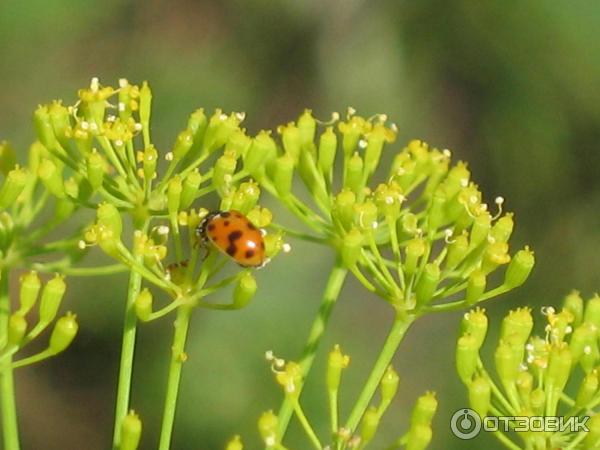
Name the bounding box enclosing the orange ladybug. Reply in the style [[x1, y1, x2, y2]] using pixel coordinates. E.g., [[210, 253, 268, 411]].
[[197, 210, 266, 267]]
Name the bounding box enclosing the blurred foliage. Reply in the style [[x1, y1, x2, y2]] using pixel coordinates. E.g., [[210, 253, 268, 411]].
[[0, 1, 598, 449]]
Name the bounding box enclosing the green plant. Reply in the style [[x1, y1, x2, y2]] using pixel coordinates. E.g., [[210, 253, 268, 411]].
[[0, 78, 552, 450], [456, 292, 600, 449]]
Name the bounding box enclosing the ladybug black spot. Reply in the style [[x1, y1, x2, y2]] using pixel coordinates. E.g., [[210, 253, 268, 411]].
[[223, 220, 230, 226], [245, 250, 255, 259], [207, 224, 216, 232], [247, 222, 257, 230], [226, 245, 237, 256], [220, 212, 231, 218], [228, 230, 243, 242]]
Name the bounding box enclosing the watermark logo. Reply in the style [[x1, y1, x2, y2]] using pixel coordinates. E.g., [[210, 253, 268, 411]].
[[450, 408, 589, 440], [450, 409, 481, 440]]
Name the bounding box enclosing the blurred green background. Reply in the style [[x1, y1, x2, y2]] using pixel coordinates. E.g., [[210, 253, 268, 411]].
[[1, 1, 599, 449]]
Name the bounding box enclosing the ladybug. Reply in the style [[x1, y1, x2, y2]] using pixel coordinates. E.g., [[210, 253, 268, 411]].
[[197, 210, 266, 267]]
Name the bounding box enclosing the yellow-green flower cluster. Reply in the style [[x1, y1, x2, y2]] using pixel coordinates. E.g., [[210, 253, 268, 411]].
[[456, 291, 600, 449], [246, 109, 533, 313], [0, 271, 77, 370], [226, 346, 436, 450]]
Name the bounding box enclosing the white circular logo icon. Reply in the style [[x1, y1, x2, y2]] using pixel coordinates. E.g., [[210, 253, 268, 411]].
[[450, 408, 481, 440]]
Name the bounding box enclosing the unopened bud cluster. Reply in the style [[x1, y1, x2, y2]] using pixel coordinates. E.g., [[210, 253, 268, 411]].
[[0, 271, 77, 369], [456, 291, 600, 449], [226, 346, 436, 449], [244, 109, 533, 313]]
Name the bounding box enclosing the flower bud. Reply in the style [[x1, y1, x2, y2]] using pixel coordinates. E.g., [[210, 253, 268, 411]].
[[340, 228, 364, 268], [359, 406, 379, 445], [344, 152, 364, 195], [516, 371, 533, 406], [338, 115, 371, 156], [546, 344, 572, 394], [0, 166, 27, 209], [318, 126, 337, 176], [495, 340, 519, 386], [225, 435, 243, 450], [49, 312, 78, 354], [568, 322, 596, 366], [380, 365, 400, 403], [363, 124, 395, 176], [244, 131, 276, 180], [530, 388, 545, 416], [38, 159, 65, 198], [229, 183, 259, 216], [263, 232, 284, 259], [142, 146, 158, 181], [444, 162, 470, 197], [0, 140, 17, 176], [445, 233, 469, 270], [233, 272, 257, 309], [490, 213, 514, 244], [187, 108, 207, 144], [275, 361, 302, 397], [466, 270, 486, 306], [225, 129, 251, 158], [120, 410, 142, 450], [576, 370, 598, 408], [456, 334, 478, 384], [279, 122, 301, 163], [469, 212, 491, 250], [139, 81, 152, 127], [49, 101, 70, 142], [34, 105, 58, 149], [39, 274, 67, 323], [482, 242, 511, 274], [167, 176, 183, 215], [297, 109, 316, 147], [563, 290, 584, 328], [427, 189, 447, 230], [327, 344, 350, 393], [180, 170, 202, 209], [333, 189, 356, 230], [97, 203, 123, 240], [405, 240, 426, 279], [501, 307, 533, 346], [172, 129, 194, 160], [246, 206, 271, 229], [258, 410, 278, 447], [416, 263, 440, 306], [213, 151, 237, 197], [204, 111, 241, 153], [503, 247, 534, 289], [461, 308, 488, 350], [411, 392, 437, 426], [8, 313, 27, 346], [584, 414, 600, 448], [135, 289, 153, 322], [468, 376, 491, 418], [406, 424, 432, 450], [584, 295, 600, 331], [273, 154, 294, 197], [19, 270, 41, 314], [97, 226, 121, 259], [353, 201, 378, 231]]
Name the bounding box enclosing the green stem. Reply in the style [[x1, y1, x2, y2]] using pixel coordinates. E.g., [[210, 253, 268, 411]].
[[344, 313, 415, 433], [111, 226, 147, 450], [275, 262, 348, 441], [0, 268, 20, 450], [158, 305, 193, 450]]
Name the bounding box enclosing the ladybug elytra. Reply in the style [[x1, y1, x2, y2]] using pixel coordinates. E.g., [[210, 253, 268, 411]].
[[197, 210, 266, 267]]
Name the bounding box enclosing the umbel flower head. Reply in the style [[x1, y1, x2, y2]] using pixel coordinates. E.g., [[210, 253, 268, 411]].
[[246, 108, 533, 313], [456, 291, 600, 450], [27, 77, 290, 316], [224, 346, 437, 450]]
